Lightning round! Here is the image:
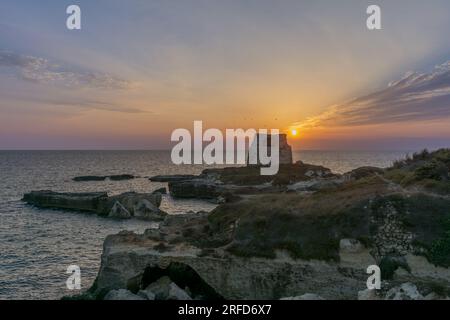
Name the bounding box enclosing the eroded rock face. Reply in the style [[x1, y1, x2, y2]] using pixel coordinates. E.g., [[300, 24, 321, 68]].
[[93, 231, 369, 300], [108, 201, 131, 219], [133, 199, 167, 221]]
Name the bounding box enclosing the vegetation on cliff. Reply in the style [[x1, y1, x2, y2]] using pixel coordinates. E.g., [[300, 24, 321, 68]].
[[187, 149, 450, 269], [385, 148, 450, 194]]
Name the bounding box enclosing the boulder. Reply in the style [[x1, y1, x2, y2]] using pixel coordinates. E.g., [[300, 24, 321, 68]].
[[137, 289, 156, 300], [104, 289, 145, 300], [108, 201, 131, 219], [133, 199, 167, 221], [385, 283, 423, 300], [143, 276, 192, 300], [104, 192, 162, 215], [168, 283, 192, 300], [145, 276, 172, 300]]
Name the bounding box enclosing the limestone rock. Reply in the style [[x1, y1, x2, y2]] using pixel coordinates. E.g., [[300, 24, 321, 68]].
[[108, 201, 131, 219], [144, 276, 191, 300], [385, 283, 423, 300], [107, 192, 162, 214], [133, 199, 167, 221], [168, 283, 192, 300], [145, 276, 172, 300], [104, 289, 145, 300], [22, 191, 108, 213]]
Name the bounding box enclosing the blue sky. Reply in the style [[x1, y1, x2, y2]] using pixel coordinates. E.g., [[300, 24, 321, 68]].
[[1, 0, 450, 150]]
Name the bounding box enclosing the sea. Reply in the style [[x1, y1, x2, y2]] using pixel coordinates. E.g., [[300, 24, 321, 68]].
[[0, 150, 411, 300]]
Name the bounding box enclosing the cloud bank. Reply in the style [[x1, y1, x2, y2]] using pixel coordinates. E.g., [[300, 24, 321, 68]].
[[0, 51, 133, 89], [294, 61, 450, 129]]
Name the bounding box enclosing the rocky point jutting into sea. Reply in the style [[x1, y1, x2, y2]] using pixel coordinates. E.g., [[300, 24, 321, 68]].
[[22, 137, 450, 300]]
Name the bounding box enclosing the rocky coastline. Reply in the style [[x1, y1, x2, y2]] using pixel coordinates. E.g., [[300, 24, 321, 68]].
[[23, 147, 450, 300]]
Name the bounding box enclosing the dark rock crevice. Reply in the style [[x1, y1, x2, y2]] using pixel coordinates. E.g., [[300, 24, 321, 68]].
[[140, 263, 224, 300]]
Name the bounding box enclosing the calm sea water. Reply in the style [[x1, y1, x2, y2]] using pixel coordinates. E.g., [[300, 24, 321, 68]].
[[0, 150, 409, 300]]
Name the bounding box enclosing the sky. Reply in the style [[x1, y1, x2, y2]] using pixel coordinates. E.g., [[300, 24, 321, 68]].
[[0, 0, 450, 150]]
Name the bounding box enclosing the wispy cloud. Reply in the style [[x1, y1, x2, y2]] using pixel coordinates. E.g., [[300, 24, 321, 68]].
[[293, 61, 450, 129], [41, 98, 146, 113], [0, 51, 133, 89]]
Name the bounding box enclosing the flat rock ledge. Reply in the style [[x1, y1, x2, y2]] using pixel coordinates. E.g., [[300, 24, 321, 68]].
[[22, 190, 166, 221]]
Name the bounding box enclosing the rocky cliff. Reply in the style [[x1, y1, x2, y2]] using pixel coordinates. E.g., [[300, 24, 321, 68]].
[[82, 149, 450, 300]]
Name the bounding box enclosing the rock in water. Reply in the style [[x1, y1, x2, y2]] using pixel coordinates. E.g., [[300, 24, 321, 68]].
[[72, 174, 135, 182], [73, 176, 107, 182], [22, 190, 163, 219], [149, 175, 199, 182], [22, 191, 108, 213], [109, 174, 135, 181], [152, 187, 167, 195], [104, 289, 145, 300], [133, 199, 167, 221], [108, 201, 131, 219], [107, 192, 162, 213]]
